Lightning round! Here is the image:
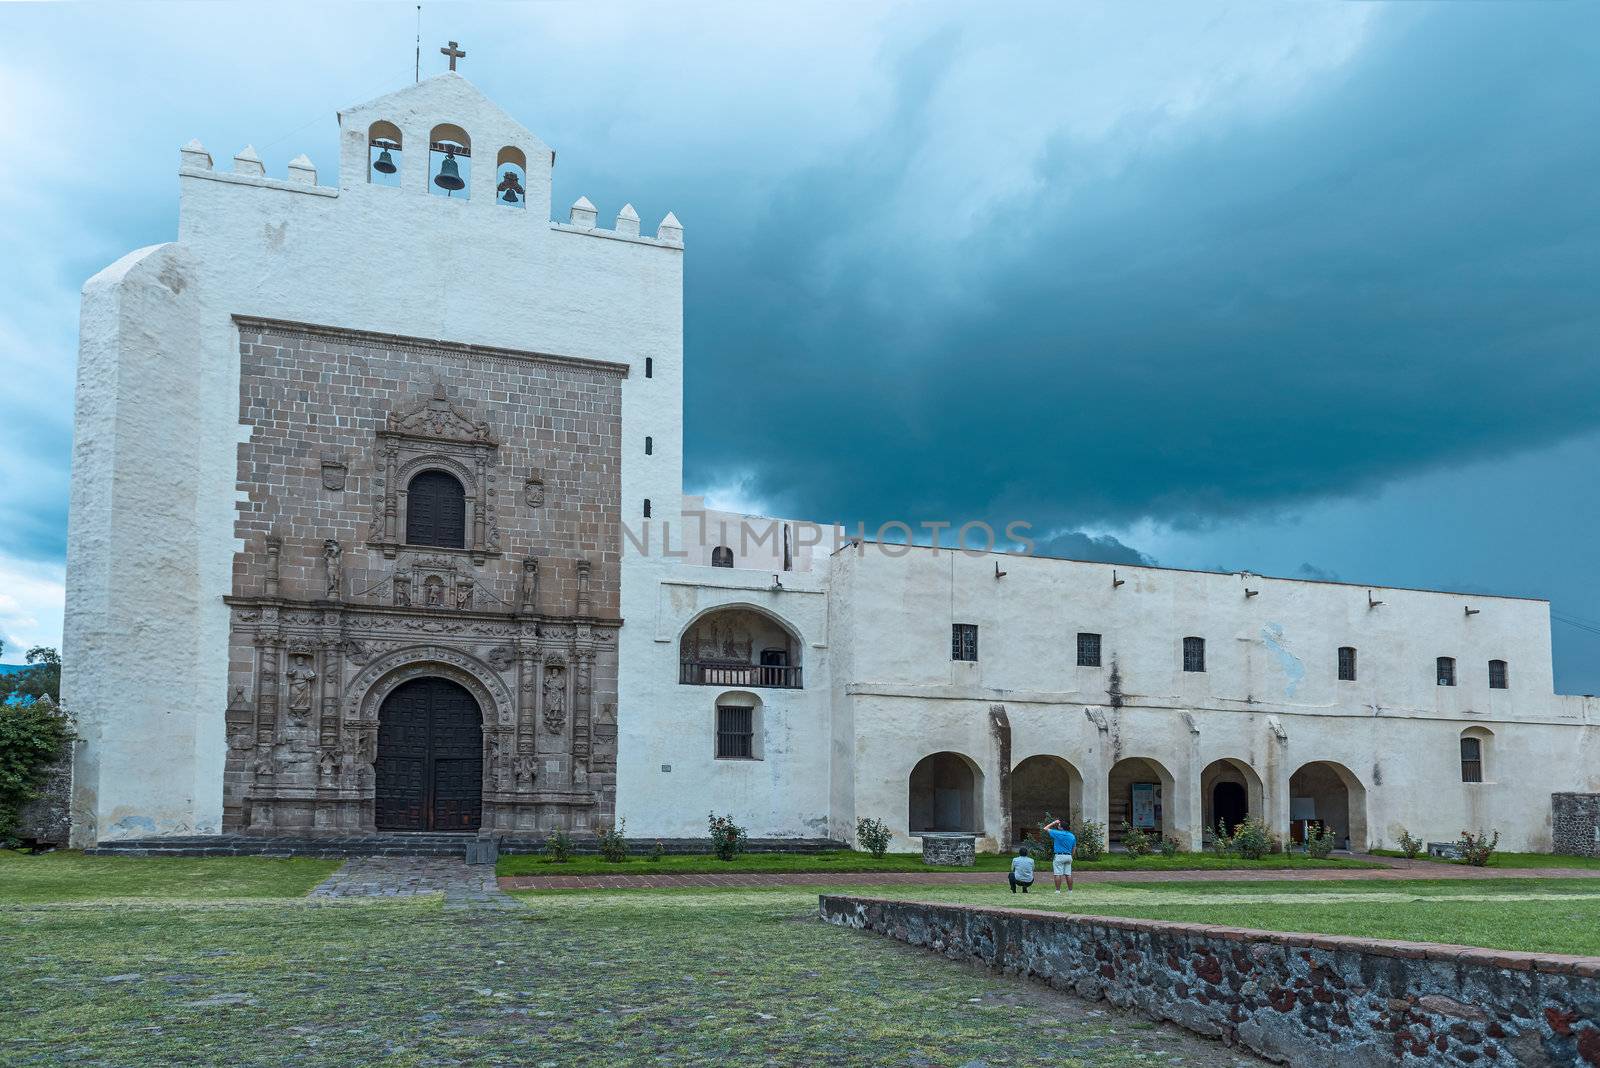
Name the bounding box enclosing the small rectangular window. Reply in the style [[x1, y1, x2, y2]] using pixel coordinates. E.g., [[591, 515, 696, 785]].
[[951, 623, 978, 662], [716, 706, 754, 759], [1337, 646, 1357, 682], [645, 435, 653, 455], [1460, 736, 1482, 783], [1437, 656, 1456, 687], [1183, 636, 1205, 673], [1076, 632, 1102, 667], [643, 498, 652, 519], [645, 357, 654, 378], [1488, 659, 1508, 689]]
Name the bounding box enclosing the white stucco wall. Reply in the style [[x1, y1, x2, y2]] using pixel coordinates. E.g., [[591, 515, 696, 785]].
[[66, 73, 683, 843]]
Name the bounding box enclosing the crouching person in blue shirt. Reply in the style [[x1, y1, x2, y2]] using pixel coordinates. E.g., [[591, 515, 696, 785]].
[[1008, 847, 1035, 893], [1043, 818, 1076, 894]]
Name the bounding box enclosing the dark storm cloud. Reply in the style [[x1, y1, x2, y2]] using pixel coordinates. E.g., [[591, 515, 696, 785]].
[[666, 5, 1600, 536]]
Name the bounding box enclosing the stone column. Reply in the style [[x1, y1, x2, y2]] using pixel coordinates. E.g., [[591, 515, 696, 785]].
[[575, 559, 591, 616], [256, 636, 281, 746], [573, 647, 593, 780], [1264, 718, 1292, 844], [1179, 713, 1203, 851], [319, 638, 342, 750], [382, 441, 399, 544], [264, 535, 281, 597], [1085, 708, 1111, 833]]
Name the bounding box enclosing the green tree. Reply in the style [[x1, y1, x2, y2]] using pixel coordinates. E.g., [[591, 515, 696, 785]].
[[0, 643, 61, 705]]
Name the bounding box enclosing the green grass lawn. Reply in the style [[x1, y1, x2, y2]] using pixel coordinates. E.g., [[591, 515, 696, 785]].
[[497, 847, 1380, 878], [0, 849, 339, 903], [0, 892, 1255, 1067], [1371, 848, 1600, 870]]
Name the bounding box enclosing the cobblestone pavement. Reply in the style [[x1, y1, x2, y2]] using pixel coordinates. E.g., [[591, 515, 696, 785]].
[[310, 856, 516, 908], [499, 857, 1600, 892]]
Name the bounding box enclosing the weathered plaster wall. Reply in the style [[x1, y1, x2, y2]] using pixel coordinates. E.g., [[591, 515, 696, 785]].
[[820, 895, 1600, 1067]]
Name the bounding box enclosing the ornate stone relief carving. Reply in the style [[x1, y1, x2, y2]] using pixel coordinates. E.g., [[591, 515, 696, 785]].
[[523, 472, 544, 508], [543, 660, 567, 734]]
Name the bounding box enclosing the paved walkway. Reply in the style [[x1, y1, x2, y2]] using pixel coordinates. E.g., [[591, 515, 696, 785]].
[[498, 857, 1600, 892], [311, 856, 516, 908]]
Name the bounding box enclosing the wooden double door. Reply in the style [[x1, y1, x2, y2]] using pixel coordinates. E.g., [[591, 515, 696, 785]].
[[374, 677, 483, 831]]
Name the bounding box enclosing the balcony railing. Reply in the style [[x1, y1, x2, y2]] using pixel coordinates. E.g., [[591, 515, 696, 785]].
[[679, 660, 803, 689]]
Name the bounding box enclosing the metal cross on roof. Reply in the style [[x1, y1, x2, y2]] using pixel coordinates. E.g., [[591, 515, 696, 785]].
[[440, 40, 466, 71]]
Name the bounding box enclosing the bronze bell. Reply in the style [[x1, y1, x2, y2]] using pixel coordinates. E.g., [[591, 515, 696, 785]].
[[371, 146, 397, 174], [434, 149, 465, 193], [497, 169, 524, 205]]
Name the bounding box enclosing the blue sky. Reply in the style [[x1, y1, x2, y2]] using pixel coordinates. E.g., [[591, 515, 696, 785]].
[[3, 2, 1600, 689]]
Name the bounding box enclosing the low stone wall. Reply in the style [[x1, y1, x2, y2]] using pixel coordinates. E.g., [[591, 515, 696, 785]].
[[819, 895, 1600, 1067], [1553, 794, 1600, 858]]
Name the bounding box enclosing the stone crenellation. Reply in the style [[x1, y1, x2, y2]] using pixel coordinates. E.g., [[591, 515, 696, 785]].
[[820, 895, 1600, 1068]]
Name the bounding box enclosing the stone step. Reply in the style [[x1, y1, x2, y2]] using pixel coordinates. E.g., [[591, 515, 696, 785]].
[[84, 834, 845, 859]]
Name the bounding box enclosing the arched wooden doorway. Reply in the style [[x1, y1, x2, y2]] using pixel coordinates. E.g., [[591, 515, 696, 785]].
[[375, 677, 483, 831]]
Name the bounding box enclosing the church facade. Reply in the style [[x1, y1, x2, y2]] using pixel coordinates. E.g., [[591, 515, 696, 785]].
[[65, 75, 1600, 853]]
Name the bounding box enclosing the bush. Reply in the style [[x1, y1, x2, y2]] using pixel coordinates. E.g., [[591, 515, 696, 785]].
[[1211, 819, 1237, 857], [1158, 835, 1182, 858], [1397, 828, 1424, 860], [1070, 818, 1106, 862], [708, 812, 747, 861], [1120, 822, 1154, 858], [649, 839, 666, 862], [597, 818, 629, 863], [1306, 824, 1338, 859], [543, 830, 574, 864], [0, 696, 74, 847], [1232, 818, 1274, 860], [855, 817, 892, 859], [1458, 828, 1499, 867]]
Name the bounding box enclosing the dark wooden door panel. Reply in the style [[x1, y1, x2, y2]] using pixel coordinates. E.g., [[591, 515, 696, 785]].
[[374, 676, 483, 831]]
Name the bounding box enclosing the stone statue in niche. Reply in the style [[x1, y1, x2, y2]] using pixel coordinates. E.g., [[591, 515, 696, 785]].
[[519, 558, 538, 612], [455, 577, 474, 610], [286, 655, 317, 717], [514, 752, 537, 788], [393, 573, 411, 606], [323, 539, 342, 601], [524, 473, 545, 508], [543, 663, 567, 734], [423, 575, 445, 607], [321, 452, 347, 491], [317, 748, 337, 783]]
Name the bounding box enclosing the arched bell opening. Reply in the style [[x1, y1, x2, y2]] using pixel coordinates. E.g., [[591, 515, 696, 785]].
[[429, 123, 472, 198], [368, 120, 403, 187], [495, 146, 527, 208]]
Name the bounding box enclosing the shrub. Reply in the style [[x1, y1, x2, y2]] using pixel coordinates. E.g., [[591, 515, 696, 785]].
[[1458, 829, 1499, 867], [855, 817, 892, 859], [1070, 818, 1106, 862], [1210, 819, 1237, 857], [597, 818, 629, 863], [649, 839, 666, 863], [1306, 824, 1338, 859], [0, 695, 74, 847], [543, 830, 574, 864], [1397, 828, 1424, 860], [1158, 835, 1182, 858], [708, 812, 747, 861], [1232, 818, 1274, 860], [1120, 822, 1154, 858]]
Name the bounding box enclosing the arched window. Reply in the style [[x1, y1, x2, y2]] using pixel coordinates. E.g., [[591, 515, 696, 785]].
[[1488, 659, 1508, 689], [406, 470, 466, 548], [368, 121, 403, 187], [1183, 636, 1206, 673], [428, 123, 472, 198], [1460, 730, 1488, 782], [715, 693, 760, 759], [1337, 646, 1357, 682], [1436, 656, 1456, 687], [495, 146, 527, 208], [710, 546, 734, 568], [643, 498, 652, 519]]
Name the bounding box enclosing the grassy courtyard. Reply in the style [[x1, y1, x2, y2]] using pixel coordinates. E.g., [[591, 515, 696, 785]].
[[496, 848, 1379, 878], [1371, 848, 1600, 870], [5, 850, 1599, 1066]]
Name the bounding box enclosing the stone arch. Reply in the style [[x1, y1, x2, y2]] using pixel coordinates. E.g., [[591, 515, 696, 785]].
[[367, 120, 402, 185], [428, 122, 472, 197], [909, 751, 983, 834], [1108, 755, 1176, 842], [677, 602, 803, 688], [1460, 726, 1492, 783], [1289, 760, 1368, 851], [346, 644, 515, 733], [1201, 757, 1263, 836], [1009, 754, 1083, 844], [495, 145, 528, 208]]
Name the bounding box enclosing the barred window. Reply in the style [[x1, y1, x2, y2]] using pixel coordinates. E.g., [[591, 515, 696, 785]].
[[1077, 632, 1102, 668], [645, 435, 654, 455], [716, 705, 754, 759], [710, 546, 734, 568], [952, 623, 978, 662], [643, 498, 652, 519], [1488, 659, 1508, 689], [1337, 646, 1357, 682], [1182, 636, 1205, 673], [645, 357, 654, 378], [1460, 736, 1483, 783], [1437, 656, 1456, 687]]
